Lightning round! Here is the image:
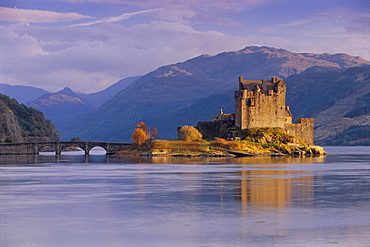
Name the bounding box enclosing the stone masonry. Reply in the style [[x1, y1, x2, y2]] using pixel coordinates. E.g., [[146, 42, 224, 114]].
[[196, 77, 315, 145]]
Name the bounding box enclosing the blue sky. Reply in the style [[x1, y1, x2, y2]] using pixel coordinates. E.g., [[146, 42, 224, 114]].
[[1, 0, 369, 93]]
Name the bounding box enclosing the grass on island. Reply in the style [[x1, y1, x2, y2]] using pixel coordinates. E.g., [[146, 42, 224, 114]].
[[116, 128, 325, 156]]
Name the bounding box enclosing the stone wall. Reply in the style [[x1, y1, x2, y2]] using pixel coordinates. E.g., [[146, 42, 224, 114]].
[[212, 112, 235, 122], [0, 141, 132, 155], [197, 120, 235, 139], [0, 143, 38, 155], [235, 77, 291, 129], [285, 118, 315, 145], [194, 76, 315, 145]]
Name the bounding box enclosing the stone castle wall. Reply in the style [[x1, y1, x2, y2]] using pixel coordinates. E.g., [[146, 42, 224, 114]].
[[235, 77, 291, 129], [284, 118, 314, 145], [194, 76, 315, 144], [197, 120, 235, 138]]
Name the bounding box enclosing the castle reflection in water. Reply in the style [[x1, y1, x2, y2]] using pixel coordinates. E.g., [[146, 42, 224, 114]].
[[0, 154, 322, 214], [234, 157, 322, 211], [146, 155, 323, 216]]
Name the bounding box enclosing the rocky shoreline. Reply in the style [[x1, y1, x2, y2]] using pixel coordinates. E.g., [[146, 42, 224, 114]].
[[132, 144, 326, 158]]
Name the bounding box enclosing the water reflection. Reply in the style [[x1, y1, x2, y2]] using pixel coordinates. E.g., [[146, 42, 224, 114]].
[[1, 147, 369, 246], [0, 153, 326, 166], [239, 168, 313, 211]]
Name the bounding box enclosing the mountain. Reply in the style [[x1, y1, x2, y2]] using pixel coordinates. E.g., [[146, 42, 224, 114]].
[[59, 46, 370, 141], [156, 65, 370, 144], [296, 66, 370, 143], [0, 94, 59, 143], [0, 84, 48, 103], [78, 76, 141, 109], [176, 66, 370, 143], [26, 76, 140, 129], [27, 87, 93, 130], [1, 76, 140, 110]]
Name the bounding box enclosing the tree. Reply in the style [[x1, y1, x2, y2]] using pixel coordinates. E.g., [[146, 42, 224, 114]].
[[131, 128, 148, 150], [178, 125, 202, 141], [136, 122, 149, 135], [150, 127, 158, 140], [136, 122, 158, 140]]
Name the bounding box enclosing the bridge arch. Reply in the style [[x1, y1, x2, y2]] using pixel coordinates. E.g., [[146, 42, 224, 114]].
[[0, 141, 131, 155], [88, 146, 107, 155], [37, 143, 58, 154], [84, 143, 107, 155], [60, 142, 87, 154]]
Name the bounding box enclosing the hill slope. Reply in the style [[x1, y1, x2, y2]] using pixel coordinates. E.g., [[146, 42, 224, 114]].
[[146, 66, 370, 143], [27, 87, 93, 130], [78, 76, 141, 109], [0, 94, 59, 142], [59, 46, 370, 141], [284, 66, 370, 142]]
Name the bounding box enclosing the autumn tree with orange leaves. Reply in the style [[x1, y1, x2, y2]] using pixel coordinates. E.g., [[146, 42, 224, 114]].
[[131, 128, 148, 150], [131, 122, 158, 149]]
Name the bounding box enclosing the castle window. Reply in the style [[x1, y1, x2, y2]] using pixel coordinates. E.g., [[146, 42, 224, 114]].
[[247, 98, 255, 107]]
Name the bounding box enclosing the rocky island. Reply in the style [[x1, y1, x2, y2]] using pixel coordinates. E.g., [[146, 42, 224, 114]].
[[122, 76, 326, 157]]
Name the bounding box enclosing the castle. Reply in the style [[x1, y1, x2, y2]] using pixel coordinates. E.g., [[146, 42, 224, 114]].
[[197, 77, 314, 144]]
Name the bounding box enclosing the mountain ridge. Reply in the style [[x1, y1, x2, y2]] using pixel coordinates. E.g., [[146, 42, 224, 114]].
[[59, 46, 370, 141], [0, 84, 48, 103]]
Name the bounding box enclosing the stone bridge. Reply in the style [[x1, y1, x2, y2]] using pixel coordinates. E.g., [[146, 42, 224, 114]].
[[0, 141, 132, 155]]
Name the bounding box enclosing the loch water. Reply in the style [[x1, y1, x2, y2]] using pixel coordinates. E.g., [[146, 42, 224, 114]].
[[0, 146, 369, 247]]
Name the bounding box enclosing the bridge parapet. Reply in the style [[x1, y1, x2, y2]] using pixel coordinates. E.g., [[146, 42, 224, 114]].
[[0, 142, 38, 155], [0, 141, 132, 155]]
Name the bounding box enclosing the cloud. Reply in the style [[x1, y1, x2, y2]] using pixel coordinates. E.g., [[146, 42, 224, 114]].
[[0, 29, 45, 57], [62, 0, 269, 25], [345, 14, 370, 34], [71, 8, 163, 27], [0, 7, 91, 23], [1, 22, 248, 93], [62, 0, 267, 6], [2, 1, 369, 94]]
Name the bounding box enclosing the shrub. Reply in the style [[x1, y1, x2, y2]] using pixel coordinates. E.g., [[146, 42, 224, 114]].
[[178, 125, 202, 141]]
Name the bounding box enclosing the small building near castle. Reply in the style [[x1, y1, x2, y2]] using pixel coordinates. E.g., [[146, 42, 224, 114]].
[[196, 77, 314, 145]]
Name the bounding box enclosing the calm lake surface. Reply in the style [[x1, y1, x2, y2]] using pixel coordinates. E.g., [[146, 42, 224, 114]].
[[1, 146, 369, 247]]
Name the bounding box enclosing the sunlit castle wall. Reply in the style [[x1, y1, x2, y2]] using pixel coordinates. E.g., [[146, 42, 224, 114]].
[[235, 77, 315, 145], [235, 77, 291, 129]]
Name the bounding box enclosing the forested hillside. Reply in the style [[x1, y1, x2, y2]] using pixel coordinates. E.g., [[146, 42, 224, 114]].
[[0, 94, 59, 143]]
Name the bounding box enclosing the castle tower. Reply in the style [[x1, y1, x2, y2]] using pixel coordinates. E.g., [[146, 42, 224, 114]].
[[196, 76, 315, 144], [235, 77, 292, 129]]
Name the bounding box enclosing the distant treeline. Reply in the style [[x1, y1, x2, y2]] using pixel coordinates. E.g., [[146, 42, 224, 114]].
[[321, 125, 370, 146], [344, 92, 370, 118]]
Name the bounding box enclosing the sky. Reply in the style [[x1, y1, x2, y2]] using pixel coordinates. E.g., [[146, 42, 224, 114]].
[[0, 0, 369, 93]]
